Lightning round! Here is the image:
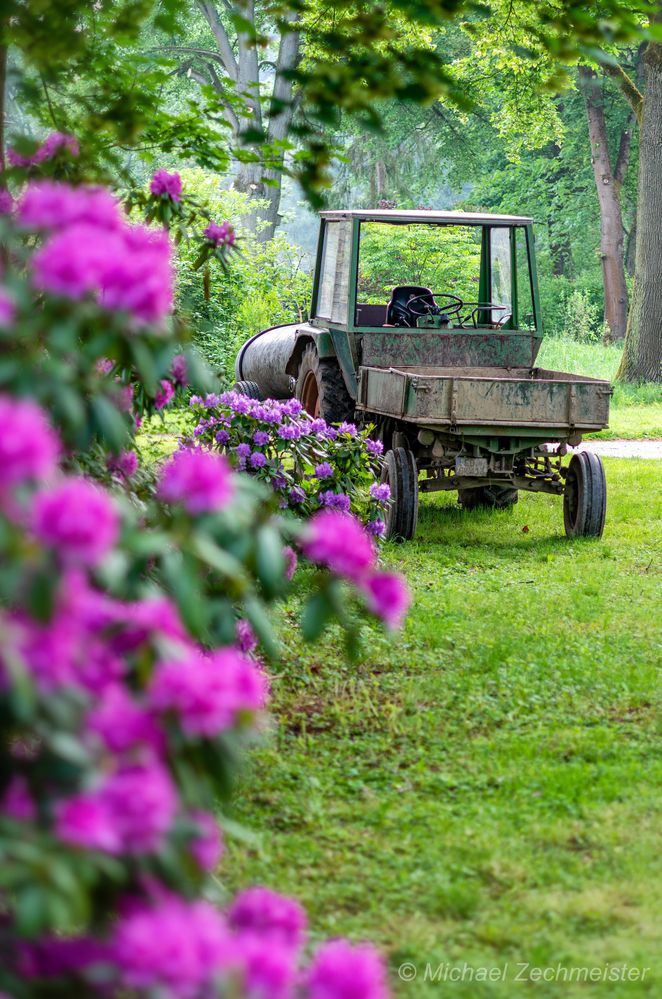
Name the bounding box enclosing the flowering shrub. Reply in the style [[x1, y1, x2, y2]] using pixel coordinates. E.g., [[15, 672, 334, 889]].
[[190, 391, 389, 535], [0, 158, 405, 996]]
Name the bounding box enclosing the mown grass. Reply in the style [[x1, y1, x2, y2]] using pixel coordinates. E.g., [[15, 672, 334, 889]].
[[537, 339, 661, 439], [225, 458, 662, 998]]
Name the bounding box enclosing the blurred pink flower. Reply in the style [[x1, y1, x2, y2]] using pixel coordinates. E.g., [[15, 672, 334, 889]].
[[302, 511, 376, 582], [99, 762, 178, 854], [204, 220, 236, 247], [171, 353, 188, 385], [158, 448, 235, 515], [8, 132, 79, 168], [150, 169, 182, 201], [32, 477, 119, 566], [155, 379, 175, 410], [107, 449, 138, 479], [55, 794, 121, 854], [148, 647, 268, 737], [229, 886, 307, 951], [306, 940, 390, 999], [362, 573, 410, 630], [1, 776, 36, 822], [283, 545, 298, 581], [86, 685, 164, 755], [0, 394, 60, 486], [0, 288, 15, 328], [111, 894, 233, 996], [19, 181, 122, 231]]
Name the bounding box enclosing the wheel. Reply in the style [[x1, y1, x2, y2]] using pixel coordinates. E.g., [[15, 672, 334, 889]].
[[458, 485, 518, 510], [233, 380, 263, 400], [381, 447, 418, 541], [295, 344, 354, 422], [563, 451, 606, 538]]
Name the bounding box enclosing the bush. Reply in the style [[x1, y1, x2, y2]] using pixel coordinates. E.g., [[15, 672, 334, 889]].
[[173, 170, 312, 377], [0, 160, 400, 997]]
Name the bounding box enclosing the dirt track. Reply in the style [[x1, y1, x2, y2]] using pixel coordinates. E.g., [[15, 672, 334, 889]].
[[578, 440, 662, 459]]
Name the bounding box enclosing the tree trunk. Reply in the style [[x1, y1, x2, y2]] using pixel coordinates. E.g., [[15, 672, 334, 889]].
[[0, 41, 7, 171], [579, 66, 629, 342], [617, 29, 662, 382]]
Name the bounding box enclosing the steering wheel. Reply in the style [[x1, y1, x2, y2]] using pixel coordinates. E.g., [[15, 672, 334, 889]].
[[393, 291, 463, 326]]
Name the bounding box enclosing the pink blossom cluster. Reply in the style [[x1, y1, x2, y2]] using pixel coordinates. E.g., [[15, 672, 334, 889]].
[[20, 180, 173, 325], [150, 169, 183, 202], [8, 131, 80, 168], [303, 511, 410, 629], [204, 220, 236, 247]]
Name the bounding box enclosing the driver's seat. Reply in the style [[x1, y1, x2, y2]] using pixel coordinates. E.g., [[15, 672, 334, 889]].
[[386, 285, 437, 327]]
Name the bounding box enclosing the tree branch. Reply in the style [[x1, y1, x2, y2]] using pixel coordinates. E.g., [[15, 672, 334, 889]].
[[196, 0, 238, 81], [600, 60, 643, 122]]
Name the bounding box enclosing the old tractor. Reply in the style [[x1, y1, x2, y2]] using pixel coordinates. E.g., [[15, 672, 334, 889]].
[[235, 209, 611, 540]]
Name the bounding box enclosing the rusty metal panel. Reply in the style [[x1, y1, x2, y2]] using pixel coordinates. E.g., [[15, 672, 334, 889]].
[[359, 332, 539, 369], [356, 366, 611, 431]]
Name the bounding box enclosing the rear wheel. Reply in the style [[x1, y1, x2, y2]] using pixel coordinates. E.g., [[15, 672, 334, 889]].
[[381, 447, 418, 541], [233, 380, 262, 400], [295, 344, 354, 422], [563, 451, 606, 538], [458, 485, 518, 510]]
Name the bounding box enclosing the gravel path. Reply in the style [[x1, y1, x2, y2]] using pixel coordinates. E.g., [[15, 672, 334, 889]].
[[578, 439, 662, 459]]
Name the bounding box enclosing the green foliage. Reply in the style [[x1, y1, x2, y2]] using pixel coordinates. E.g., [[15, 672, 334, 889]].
[[174, 170, 311, 376], [357, 223, 482, 304]]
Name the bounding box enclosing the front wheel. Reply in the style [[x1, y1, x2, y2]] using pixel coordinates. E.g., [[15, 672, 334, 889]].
[[563, 451, 607, 538], [295, 344, 354, 423], [381, 447, 418, 541]]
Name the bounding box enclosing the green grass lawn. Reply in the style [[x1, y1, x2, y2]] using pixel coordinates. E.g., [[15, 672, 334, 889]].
[[536, 339, 661, 439], [225, 458, 662, 998]]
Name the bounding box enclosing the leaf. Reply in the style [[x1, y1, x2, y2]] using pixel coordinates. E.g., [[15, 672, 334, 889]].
[[91, 395, 130, 451], [301, 590, 334, 642], [254, 525, 286, 598]]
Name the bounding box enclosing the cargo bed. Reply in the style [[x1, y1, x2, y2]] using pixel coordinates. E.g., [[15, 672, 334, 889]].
[[356, 365, 612, 432]]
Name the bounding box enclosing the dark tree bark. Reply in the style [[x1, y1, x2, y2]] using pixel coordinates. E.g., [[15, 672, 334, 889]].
[[617, 18, 662, 382], [579, 66, 631, 342]]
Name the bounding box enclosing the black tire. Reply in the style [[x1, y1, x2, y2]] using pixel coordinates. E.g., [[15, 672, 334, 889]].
[[458, 485, 518, 510], [233, 380, 263, 400], [295, 344, 354, 422], [381, 447, 419, 541], [563, 451, 607, 538]]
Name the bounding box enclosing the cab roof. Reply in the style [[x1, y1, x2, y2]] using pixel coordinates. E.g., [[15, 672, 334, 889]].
[[320, 209, 533, 226]]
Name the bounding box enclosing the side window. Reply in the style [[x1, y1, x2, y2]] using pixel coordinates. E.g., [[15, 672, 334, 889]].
[[490, 227, 512, 325], [515, 228, 536, 331], [315, 221, 352, 324]]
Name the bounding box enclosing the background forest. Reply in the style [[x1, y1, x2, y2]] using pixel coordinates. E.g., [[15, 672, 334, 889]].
[[4, 0, 660, 389]]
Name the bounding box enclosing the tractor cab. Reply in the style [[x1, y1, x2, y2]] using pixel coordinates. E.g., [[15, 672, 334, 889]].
[[311, 209, 542, 369]]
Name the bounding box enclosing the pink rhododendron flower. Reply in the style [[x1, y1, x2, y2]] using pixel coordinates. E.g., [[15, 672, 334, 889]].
[[19, 181, 122, 231], [0, 395, 60, 486], [239, 935, 298, 999], [100, 224, 173, 324], [8, 132, 79, 167], [32, 477, 119, 566], [55, 794, 121, 854], [102, 762, 178, 854], [96, 357, 114, 375], [111, 894, 233, 996], [189, 810, 224, 871], [204, 220, 236, 247], [19, 936, 106, 978], [158, 448, 235, 514], [283, 545, 298, 580], [302, 511, 376, 582], [229, 887, 307, 951], [171, 353, 188, 385], [107, 449, 138, 478], [150, 169, 182, 201], [86, 685, 164, 755], [362, 573, 410, 630], [155, 378, 175, 410], [1, 776, 36, 822], [306, 940, 390, 999], [0, 188, 13, 214], [148, 647, 268, 737], [32, 222, 125, 299], [114, 382, 134, 413], [236, 618, 257, 654]]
